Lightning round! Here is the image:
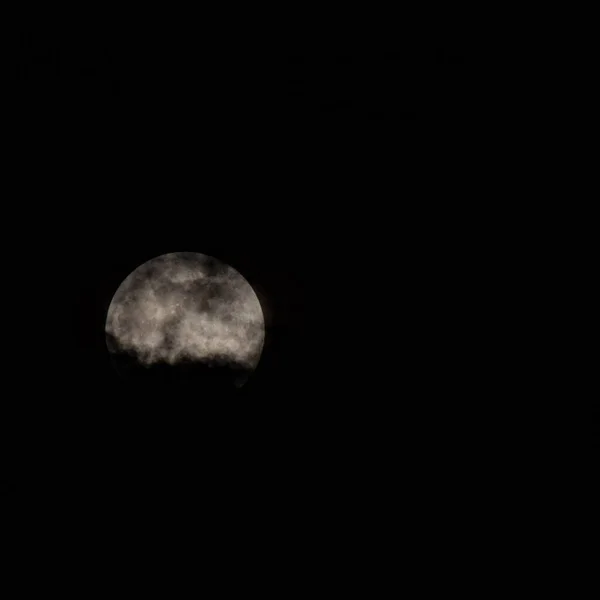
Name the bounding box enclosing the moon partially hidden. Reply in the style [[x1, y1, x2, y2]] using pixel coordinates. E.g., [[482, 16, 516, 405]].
[[105, 252, 265, 390]]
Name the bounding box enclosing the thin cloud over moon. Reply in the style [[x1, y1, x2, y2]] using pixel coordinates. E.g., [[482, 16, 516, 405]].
[[105, 252, 265, 384]]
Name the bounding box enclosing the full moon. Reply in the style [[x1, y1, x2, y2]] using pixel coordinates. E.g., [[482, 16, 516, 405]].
[[105, 252, 265, 390]]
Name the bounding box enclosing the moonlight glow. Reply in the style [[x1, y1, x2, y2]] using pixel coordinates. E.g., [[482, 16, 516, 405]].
[[105, 252, 265, 386]]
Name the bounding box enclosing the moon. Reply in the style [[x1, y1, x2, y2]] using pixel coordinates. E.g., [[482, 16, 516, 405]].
[[105, 252, 265, 391]]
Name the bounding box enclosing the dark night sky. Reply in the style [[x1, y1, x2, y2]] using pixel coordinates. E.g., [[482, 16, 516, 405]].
[[13, 29, 469, 398], [6, 26, 595, 571]]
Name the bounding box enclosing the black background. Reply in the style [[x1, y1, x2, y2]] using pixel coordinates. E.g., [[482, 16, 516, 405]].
[[10, 28, 474, 428], [6, 22, 596, 582]]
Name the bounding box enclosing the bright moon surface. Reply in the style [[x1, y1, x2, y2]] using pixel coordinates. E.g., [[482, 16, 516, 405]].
[[105, 252, 265, 384]]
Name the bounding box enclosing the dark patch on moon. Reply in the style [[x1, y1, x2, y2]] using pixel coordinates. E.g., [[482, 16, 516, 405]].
[[108, 336, 253, 393]]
